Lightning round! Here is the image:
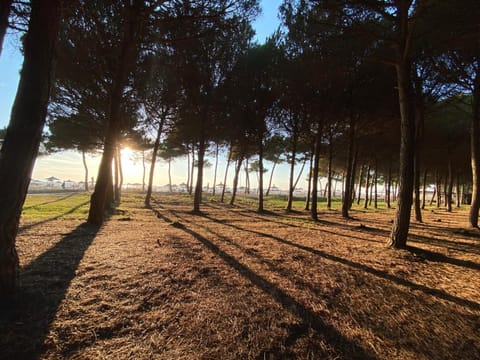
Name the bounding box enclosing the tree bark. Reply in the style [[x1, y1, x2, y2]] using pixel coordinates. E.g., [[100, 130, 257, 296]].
[[447, 156, 454, 212], [266, 161, 277, 196], [456, 173, 461, 208], [145, 118, 164, 208], [212, 143, 219, 196], [421, 169, 427, 209], [193, 129, 206, 213], [386, 164, 392, 208], [374, 159, 378, 209], [0, 0, 13, 58], [342, 117, 355, 217], [436, 174, 441, 208], [257, 134, 264, 212], [327, 135, 333, 209], [88, 1, 143, 225], [388, 59, 416, 248], [82, 150, 89, 191], [230, 157, 243, 205], [304, 147, 314, 211], [364, 165, 371, 209], [357, 164, 364, 206], [311, 125, 322, 221], [189, 143, 195, 195], [470, 64, 480, 226], [286, 121, 298, 211], [221, 145, 232, 203], [0, 0, 61, 296]]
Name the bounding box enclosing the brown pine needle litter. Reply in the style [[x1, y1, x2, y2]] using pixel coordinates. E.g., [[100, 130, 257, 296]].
[[1, 192, 479, 359]]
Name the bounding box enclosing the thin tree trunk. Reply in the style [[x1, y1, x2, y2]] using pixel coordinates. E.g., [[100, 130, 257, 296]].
[[286, 124, 298, 211], [436, 175, 442, 208], [189, 143, 195, 195], [456, 173, 461, 208], [369, 174, 373, 206], [212, 143, 219, 196], [114, 148, 120, 204], [342, 116, 355, 217], [357, 164, 364, 206], [447, 156, 454, 212], [244, 158, 250, 194], [386, 164, 392, 208], [293, 157, 306, 191], [349, 146, 358, 209], [82, 150, 89, 191], [118, 148, 124, 201], [88, 1, 143, 225], [327, 137, 333, 209], [444, 173, 448, 207], [429, 186, 436, 206], [0, 0, 13, 58], [221, 145, 232, 203], [311, 124, 322, 221], [230, 157, 243, 205], [364, 165, 371, 209], [374, 159, 378, 209], [145, 116, 165, 208], [0, 0, 61, 296], [421, 169, 427, 209], [304, 148, 314, 211], [257, 134, 264, 212], [266, 161, 277, 196], [193, 127, 206, 213]]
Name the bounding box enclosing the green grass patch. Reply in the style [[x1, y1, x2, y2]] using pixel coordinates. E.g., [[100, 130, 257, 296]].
[[22, 192, 91, 221]]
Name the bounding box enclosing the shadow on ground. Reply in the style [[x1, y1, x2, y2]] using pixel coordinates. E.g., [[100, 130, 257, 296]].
[[0, 222, 100, 359]]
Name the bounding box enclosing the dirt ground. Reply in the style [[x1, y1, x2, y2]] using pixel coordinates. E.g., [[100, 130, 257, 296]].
[[1, 193, 479, 359]]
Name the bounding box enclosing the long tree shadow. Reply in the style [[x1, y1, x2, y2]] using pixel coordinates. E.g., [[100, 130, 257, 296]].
[[0, 222, 100, 359], [156, 206, 480, 359], [18, 200, 90, 234], [22, 192, 79, 210], [175, 222, 375, 359], [197, 214, 480, 311]]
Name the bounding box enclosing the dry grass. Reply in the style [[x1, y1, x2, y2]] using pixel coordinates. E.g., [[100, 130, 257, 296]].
[[1, 192, 479, 359]]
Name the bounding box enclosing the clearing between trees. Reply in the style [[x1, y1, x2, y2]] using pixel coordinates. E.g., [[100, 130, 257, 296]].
[[1, 191, 479, 359]]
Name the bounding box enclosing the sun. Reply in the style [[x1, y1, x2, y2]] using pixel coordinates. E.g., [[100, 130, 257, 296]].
[[121, 146, 134, 161]]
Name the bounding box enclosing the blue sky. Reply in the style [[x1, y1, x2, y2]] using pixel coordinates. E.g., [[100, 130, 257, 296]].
[[0, 0, 287, 188]]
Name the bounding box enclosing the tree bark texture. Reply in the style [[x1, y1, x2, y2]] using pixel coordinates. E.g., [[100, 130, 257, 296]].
[[0, 0, 61, 296], [388, 61, 416, 248], [469, 62, 480, 227]]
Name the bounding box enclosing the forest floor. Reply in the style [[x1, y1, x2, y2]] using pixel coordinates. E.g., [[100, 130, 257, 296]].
[[1, 191, 479, 360]]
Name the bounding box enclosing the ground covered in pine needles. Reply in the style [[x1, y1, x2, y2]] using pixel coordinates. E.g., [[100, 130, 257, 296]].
[[1, 192, 479, 359]]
